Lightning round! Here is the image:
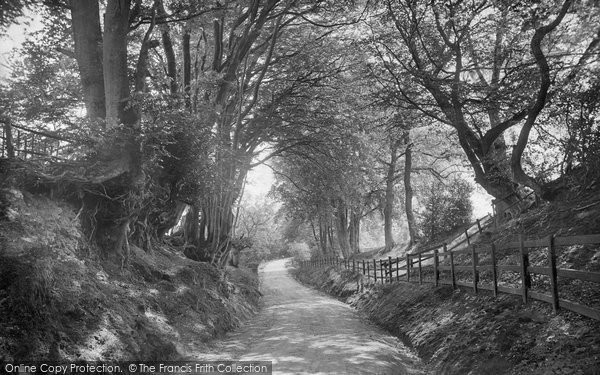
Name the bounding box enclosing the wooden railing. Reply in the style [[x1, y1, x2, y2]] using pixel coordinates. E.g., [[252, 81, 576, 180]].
[[411, 214, 493, 258], [301, 233, 600, 321], [412, 191, 537, 258], [1, 120, 71, 160]]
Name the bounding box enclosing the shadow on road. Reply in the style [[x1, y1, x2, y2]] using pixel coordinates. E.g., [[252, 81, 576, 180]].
[[204, 259, 426, 375]]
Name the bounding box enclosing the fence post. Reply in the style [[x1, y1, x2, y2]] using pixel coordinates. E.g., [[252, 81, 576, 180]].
[[396, 256, 400, 281], [31, 135, 36, 155], [476, 218, 482, 234], [490, 243, 498, 297], [433, 249, 439, 287], [3, 120, 14, 158], [362, 259, 365, 276], [367, 261, 370, 281], [519, 234, 530, 304], [465, 229, 471, 246], [449, 249, 456, 290], [471, 245, 479, 294], [373, 259, 377, 283], [406, 254, 410, 282], [379, 259, 384, 284], [388, 256, 393, 283], [492, 204, 498, 230], [548, 235, 559, 313], [418, 253, 422, 285], [16, 130, 21, 158]]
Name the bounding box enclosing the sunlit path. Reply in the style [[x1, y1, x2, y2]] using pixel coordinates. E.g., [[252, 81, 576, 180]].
[[203, 259, 426, 375]]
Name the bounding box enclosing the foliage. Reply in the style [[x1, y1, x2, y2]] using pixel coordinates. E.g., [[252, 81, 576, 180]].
[[418, 177, 473, 243], [2, 0, 599, 267], [235, 200, 286, 265], [3, 6, 80, 125], [0, 0, 37, 33], [365, 0, 600, 200]]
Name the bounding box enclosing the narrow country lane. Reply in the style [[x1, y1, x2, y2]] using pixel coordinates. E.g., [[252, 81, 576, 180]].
[[204, 259, 427, 375]]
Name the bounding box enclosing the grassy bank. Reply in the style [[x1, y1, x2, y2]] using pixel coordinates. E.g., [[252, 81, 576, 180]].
[[0, 189, 261, 361]]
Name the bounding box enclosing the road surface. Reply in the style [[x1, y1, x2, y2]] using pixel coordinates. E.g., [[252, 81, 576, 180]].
[[204, 259, 427, 375]]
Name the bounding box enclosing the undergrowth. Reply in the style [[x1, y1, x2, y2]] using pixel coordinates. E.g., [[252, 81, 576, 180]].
[[0, 188, 260, 361]]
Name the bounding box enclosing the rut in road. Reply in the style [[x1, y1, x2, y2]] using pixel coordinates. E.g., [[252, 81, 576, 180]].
[[203, 259, 427, 374]]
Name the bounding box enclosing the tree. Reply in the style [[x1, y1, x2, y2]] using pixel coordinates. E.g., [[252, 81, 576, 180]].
[[2, 0, 364, 265], [419, 177, 473, 243], [163, 0, 366, 265], [368, 0, 600, 209], [70, 0, 105, 121]]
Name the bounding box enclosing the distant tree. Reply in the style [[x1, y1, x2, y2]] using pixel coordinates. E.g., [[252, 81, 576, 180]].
[[418, 177, 473, 243]]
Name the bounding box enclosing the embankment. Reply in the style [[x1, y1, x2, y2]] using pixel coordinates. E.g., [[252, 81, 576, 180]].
[[0, 188, 261, 361]]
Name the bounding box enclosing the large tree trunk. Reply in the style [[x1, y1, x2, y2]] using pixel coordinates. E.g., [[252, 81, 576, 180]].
[[157, 0, 178, 94], [403, 133, 418, 246], [383, 139, 401, 250], [103, 0, 136, 128], [348, 210, 360, 254], [182, 28, 191, 107], [511, 0, 572, 197], [196, 163, 251, 265], [335, 201, 351, 259], [318, 215, 329, 256], [328, 223, 335, 255], [70, 0, 105, 121]]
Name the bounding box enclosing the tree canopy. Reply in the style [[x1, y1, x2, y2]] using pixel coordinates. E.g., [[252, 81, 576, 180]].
[[1, 0, 599, 262]]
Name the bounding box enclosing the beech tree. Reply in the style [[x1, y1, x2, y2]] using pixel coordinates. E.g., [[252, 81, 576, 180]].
[[2, 0, 364, 264], [368, 0, 600, 212], [4, 0, 597, 266]]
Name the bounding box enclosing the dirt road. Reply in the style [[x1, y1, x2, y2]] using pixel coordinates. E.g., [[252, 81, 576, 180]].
[[204, 259, 427, 374]]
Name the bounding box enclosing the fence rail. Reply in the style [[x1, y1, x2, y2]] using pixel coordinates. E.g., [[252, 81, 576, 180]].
[[412, 190, 537, 258], [1, 120, 71, 160], [301, 233, 600, 321]]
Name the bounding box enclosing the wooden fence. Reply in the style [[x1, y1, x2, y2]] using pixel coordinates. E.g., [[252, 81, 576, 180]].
[[1, 120, 70, 160], [301, 233, 600, 321], [411, 214, 492, 259], [411, 190, 537, 259]]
